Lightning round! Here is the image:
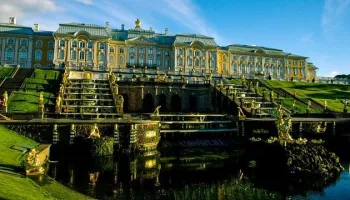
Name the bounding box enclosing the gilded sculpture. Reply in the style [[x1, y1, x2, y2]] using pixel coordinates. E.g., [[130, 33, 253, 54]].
[[89, 124, 100, 139], [55, 96, 61, 112], [273, 105, 293, 142], [116, 95, 124, 114], [24, 149, 45, 175], [38, 92, 44, 107], [2, 91, 8, 107]]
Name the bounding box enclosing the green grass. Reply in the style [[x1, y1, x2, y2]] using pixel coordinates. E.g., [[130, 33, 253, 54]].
[[0, 67, 15, 78], [263, 80, 350, 112], [8, 91, 55, 113], [0, 173, 55, 200], [22, 78, 57, 92], [31, 69, 61, 80], [0, 126, 38, 166], [0, 126, 91, 200], [228, 79, 243, 85]]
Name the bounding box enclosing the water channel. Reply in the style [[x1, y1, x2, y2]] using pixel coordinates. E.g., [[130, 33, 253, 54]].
[[34, 141, 350, 200]]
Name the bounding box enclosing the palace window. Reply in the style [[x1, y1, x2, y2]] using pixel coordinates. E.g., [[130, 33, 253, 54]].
[[80, 42, 85, 48], [223, 62, 227, 72], [272, 66, 277, 74], [119, 47, 124, 53], [99, 43, 105, 50], [88, 42, 93, 48], [165, 58, 170, 67], [47, 50, 53, 61], [165, 51, 170, 56], [79, 51, 85, 60], [147, 57, 153, 65], [129, 55, 135, 65], [139, 47, 144, 54], [148, 48, 153, 55], [294, 67, 298, 75], [178, 57, 183, 66], [241, 56, 246, 62], [264, 65, 269, 72], [249, 57, 254, 62], [210, 59, 215, 68], [280, 67, 285, 76], [72, 41, 77, 48], [129, 47, 135, 53], [188, 58, 193, 66], [157, 50, 161, 55], [19, 49, 27, 59], [71, 51, 77, 59], [210, 51, 215, 58], [119, 56, 124, 64], [21, 39, 27, 46], [233, 63, 238, 72], [48, 41, 54, 48], [7, 38, 14, 45], [232, 55, 237, 60], [257, 64, 262, 72], [59, 40, 65, 47], [99, 52, 105, 61], [249, 64, 254, 72], [195, 59, 200, 67], [36, 40, 43, 47], [109, 55, 115, 64], [201, 58, 205, 67], [195, 50, 200, 56], [223, 55, 227, 61], [179, 49, 183, 55], [156, 58, 161, 66], [87, 52, 93, 61], [241, 64, 246, 73], [188, 50, 192, 56], [110, 47, 115, 53], [139, 57, 144, 65], [59, 50, 64, 59], [35, 50, 42, 61], [201, 50, 205, 57]]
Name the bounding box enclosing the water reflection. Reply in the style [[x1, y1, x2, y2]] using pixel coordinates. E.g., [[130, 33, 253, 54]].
[[48, 148, 349, 200]]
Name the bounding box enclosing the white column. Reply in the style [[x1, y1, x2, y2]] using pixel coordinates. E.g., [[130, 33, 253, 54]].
[[27, 37, 33, 68]]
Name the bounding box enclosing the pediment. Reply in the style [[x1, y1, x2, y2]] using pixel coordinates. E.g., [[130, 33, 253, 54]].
[[126, 35, 156, 44]]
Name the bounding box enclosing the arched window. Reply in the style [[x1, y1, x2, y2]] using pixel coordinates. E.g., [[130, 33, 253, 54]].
[[148, 48, 153, 54], [147, 57, 153, 65], [110, 47, 115, 53], [233, 63, 238, 73], [272, 66, 277, 74], [139, 47, 144, 54], [88, 41, 93, 48], [119, 47, 124, 53], [109, 55, 115, 64], [157, 49, 162, 55], [223, 62, 227, 72], [165, 58, 170, 67], [280, 67, 285, 77], [179, 49, 183, 55], [129, 47, 135, 53], [249, 57, 254, 62], [201, 58, 205, 67], [241, 64, 246, 73], [210, 60, 215, 68], [19, 49, 27, 59], [257, 64, 262, 72], [178, 57, 183, 66], [80, 41, 85, 48], [99, 43, 105, 50], [119, 56, 124, 64], [47, 50, 53, 61], [35, 50, 42, 61], [72, 41, 77, 48], [59, 50, 64, 59], [188, 58, 193, 66], [71, 51, 77, 59], [157, 58, 161, 66], [21, 40, 27, 46], [99, 52, 105, 61], [48, 41, 54, 48], [195, 59, 200, 66], [79, 51, 85, 60], [139, 56, 144, 65], [249, 64, 254, 72], [264, 65, 269, 73], [87, 52, 93, 61], [36, 40, 43, 47], [195, 50, 200, 56], [130, 55, 135, 65], [59, 40, 65, 47]]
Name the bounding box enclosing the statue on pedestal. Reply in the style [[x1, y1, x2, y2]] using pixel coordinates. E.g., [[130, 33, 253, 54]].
[[2, 91, 8, 112], [39, 92, 44, 107], [55, 96, 61, 113], [116, 95, 124, 114], [274, 105, 293, 142]]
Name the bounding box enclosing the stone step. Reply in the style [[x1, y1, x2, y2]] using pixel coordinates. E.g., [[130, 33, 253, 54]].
[[63, 99, 114, 101], [161, 120, 232, 124], [160, 128, 237, 133]]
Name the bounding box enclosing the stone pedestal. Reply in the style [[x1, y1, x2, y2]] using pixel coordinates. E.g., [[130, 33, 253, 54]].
[[114, 124, 119, 145], [69, 124, 76, 144]]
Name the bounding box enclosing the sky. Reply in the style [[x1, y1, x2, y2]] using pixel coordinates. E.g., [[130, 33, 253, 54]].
[[0, 0, 349, 77]]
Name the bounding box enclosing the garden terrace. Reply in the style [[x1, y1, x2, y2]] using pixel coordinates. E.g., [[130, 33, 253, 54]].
[[261, 80, 350, 113], [0, 67, 15, 78], [7, 69, 62, 113]]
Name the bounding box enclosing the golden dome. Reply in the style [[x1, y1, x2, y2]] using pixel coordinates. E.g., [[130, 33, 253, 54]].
[[135, 18, 141, 28]]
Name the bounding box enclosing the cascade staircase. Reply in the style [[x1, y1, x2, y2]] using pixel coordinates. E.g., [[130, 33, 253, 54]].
[[59, 78, 118, 118], [153, 114, 238, 135]]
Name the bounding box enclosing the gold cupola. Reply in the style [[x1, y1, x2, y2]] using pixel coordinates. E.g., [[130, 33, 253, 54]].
[[135, 18, 141, 29]]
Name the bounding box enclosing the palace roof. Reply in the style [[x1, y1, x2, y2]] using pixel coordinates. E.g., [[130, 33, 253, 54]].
[[0, 23, 34, 35], [55, 22, 110, 37]]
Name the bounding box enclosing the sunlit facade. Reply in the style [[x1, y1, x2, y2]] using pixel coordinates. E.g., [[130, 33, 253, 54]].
[[0, 17, 318, 80]]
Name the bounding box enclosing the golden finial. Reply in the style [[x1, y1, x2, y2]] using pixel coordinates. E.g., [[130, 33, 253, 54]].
[[135, 18, 141, 29]]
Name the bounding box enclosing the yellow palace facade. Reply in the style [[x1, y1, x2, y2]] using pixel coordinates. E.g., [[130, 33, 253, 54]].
[[0, 17, 318, 80]]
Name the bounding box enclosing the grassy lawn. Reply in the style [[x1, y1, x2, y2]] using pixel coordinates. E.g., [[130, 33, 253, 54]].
[[22, 78, 56, 92], [0, 126, 91, 200], [0, 67, 15, 78], [8, 91, 55, 113], [31, 69, 61, 80], [228, 78, 243, 85], [263, 80, 350, 112]]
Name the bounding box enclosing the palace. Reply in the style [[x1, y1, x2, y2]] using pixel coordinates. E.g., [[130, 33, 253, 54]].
[[0, 17, 317, 80]]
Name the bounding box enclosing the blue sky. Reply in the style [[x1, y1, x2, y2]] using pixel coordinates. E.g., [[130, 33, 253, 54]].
[[0, 0, 349, 77]]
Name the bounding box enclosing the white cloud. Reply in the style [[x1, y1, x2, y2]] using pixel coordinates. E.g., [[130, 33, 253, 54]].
[[76, 0, 93, 5], [331, 71, 340, 77], [322, 0, 350, 33]]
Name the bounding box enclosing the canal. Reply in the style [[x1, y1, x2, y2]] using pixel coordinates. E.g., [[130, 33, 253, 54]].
[[36, 141, 350, 200]]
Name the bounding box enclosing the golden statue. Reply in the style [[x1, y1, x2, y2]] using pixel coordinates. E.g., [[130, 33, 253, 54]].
[[83, 72, 92, 80], [55, 96, 61, 112], [135, 18, 141, 28], [89, 124, 100, 139], [39, 92, 44, 107], [62, 71, 68, 83], [274, 105, 293, 141], [25, 149, 45, 175], [2, 91, 8, 107]]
